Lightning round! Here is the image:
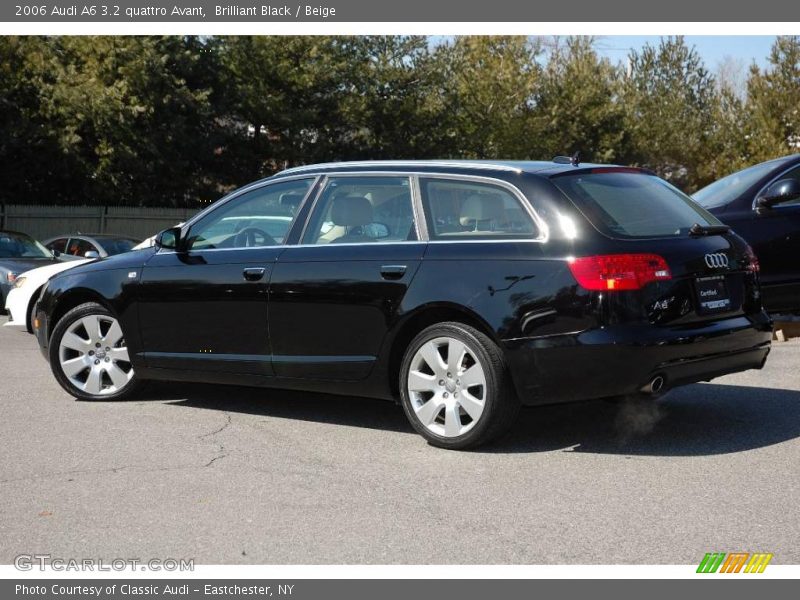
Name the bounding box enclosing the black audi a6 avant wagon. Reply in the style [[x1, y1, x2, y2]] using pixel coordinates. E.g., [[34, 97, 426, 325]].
[[34, 160, 773, 449]]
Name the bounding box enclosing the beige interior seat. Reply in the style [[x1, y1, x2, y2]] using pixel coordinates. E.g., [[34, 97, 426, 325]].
[[330, 194, 375, 243], [459, 193, 506, 231]]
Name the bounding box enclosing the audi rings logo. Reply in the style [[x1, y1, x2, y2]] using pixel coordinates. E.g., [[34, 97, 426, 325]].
[[704, 253, 729, 269]]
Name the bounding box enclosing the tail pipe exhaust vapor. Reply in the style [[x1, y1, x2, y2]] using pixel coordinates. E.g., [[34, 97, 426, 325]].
[[640, 374, 665, 395]]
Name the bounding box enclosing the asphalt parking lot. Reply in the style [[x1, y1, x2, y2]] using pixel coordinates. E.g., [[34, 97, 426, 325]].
[[0, 315, 798, 565]]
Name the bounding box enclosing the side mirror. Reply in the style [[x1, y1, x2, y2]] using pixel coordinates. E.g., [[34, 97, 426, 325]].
[[757, 178, 800, 210], [84, 250, 100, 259], [155, 227, 181, 251], [51, 249, 61, 258]]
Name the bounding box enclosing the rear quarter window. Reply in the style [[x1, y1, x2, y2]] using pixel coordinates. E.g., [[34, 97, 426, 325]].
[[420, 178, 539, 241], [553, 172, 722, 239]]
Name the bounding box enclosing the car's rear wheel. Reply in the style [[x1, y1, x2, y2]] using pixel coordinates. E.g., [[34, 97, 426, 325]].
[[49, 302, 141, 401], [399, 322, 519, 449], [27, 290, 40, 333]]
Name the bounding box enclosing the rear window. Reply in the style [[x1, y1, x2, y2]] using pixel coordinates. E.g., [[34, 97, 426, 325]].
[[553, 172, 722, 239]]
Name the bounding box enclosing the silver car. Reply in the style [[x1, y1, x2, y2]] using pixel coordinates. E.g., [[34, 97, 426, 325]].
[[42, 234, 141, 261]]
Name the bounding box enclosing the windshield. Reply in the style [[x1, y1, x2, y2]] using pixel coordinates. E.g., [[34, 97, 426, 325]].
[[0, 232, 52, 258], [693, 158, 791, 209], [554, 171, 723, 239], [99, 238, 139, 256]]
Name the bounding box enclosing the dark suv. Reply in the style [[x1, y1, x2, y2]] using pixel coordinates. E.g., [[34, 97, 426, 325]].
[[694, 154, 800, 314], [35, 160, 772, 449]]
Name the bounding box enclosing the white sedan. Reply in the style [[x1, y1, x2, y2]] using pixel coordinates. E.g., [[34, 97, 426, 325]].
[[3, 236, 156, 332], [3, 259, 91, 331]]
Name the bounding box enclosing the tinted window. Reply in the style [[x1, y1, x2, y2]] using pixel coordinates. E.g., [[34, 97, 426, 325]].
[[554, 172, 723, 239], [99, 238, 138, 256], [46, 238, 68, 253], [303, 176, 416, 245], [0, 232, 51, 258], [186, 179, 312, 251], [420, 178, 538, 240], [694, 158, 791, 209]]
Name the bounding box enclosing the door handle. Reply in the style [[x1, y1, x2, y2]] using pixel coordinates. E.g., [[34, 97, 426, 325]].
[[380, 265, 407, 280], [243, 267, 266, 282]]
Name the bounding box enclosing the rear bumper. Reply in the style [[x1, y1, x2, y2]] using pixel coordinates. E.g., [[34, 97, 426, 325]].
[[504, 312, 773, 405]]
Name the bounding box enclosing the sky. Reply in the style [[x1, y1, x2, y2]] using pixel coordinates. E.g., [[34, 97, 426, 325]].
[[594, 36, 776, 69]]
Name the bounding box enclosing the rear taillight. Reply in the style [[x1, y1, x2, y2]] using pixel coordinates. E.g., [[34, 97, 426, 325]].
[[744, 245, 760, 273], [568, 254, 672, 291]]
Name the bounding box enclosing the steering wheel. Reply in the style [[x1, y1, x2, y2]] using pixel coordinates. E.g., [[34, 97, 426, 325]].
[[234, 227, 277, 248]]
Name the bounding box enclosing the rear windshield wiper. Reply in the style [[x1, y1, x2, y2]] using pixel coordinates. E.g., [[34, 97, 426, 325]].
[[689, 223, 730, 237]]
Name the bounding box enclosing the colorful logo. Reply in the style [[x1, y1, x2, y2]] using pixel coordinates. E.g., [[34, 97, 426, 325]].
[[697, 552, 773, 573]]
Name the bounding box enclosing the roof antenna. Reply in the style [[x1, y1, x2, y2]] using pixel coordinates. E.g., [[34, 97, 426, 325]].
[[570, 151, 581, 166]]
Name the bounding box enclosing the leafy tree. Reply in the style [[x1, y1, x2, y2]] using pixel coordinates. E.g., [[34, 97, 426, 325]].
[[535, 36, 626, 163], [4, 34, 800, 207], [1, 36, 223, 207], [428, 36, 543, 159], [744, 36, 800, 163], [0, 37, 82, 205], [217, 35, 367, 177], [620, 36, 718, 191], [341, 36, 447, 159]]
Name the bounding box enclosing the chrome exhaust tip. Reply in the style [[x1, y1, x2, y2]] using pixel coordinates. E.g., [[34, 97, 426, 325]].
[[640, 375, 665, 395]]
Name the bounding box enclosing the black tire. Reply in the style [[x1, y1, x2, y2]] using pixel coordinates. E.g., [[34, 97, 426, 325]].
[[27, 290, 39, 334], [399, 321, 520, 450], [49, 302, 143, 401]]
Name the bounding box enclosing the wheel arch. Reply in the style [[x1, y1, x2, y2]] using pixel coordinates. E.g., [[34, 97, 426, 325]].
[[48, 288, 115, 340], [384, 303, 500, 400]]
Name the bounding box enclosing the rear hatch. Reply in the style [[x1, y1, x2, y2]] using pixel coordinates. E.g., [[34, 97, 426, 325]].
[[551, 168, 762, 326]]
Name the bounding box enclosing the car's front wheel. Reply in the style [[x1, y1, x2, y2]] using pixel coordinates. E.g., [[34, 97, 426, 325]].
[[49, 302, 141, 401], [399, 322, 520, 450]]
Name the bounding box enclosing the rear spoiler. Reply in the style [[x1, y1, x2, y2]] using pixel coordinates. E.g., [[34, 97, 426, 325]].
[[548, 166, 656, 178]]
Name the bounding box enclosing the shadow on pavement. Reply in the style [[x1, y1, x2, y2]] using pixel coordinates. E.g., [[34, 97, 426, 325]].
[[493, 383, 800, 456], [144, 381, 415, 435], [127, 380, 800, 456]]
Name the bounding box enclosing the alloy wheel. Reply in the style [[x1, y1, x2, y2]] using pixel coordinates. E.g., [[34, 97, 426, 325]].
[[58, 314, 133, 396], [406, 336, 487, 438]]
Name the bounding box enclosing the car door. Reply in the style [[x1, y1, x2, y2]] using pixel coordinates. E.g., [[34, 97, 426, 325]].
[[269, 174, 425, 380], [724, 164, 800, 311], [137, 177, 315, 375]]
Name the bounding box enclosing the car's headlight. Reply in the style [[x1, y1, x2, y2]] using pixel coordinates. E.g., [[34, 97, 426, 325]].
[[6, 272, 18, 284], [13, 276, 27, 289]]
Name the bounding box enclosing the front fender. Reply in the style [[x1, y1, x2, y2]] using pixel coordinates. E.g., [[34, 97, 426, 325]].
[[36, 267, 144, 367]]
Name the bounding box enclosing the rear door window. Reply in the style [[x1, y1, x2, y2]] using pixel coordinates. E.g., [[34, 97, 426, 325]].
[[302, 176, 417, 245], [419, 178, 539, 240], [65, 238, 96, 257], [553, 171, 723, 239]]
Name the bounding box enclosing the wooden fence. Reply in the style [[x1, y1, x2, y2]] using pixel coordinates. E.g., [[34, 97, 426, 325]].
[[0, 205, 199, 242]]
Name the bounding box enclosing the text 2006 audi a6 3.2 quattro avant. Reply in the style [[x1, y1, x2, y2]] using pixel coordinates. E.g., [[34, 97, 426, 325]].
[[34, 159, 773, 449]]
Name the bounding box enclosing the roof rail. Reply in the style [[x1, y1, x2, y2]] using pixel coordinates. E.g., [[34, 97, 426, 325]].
[[278, 160, 523, 175]]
